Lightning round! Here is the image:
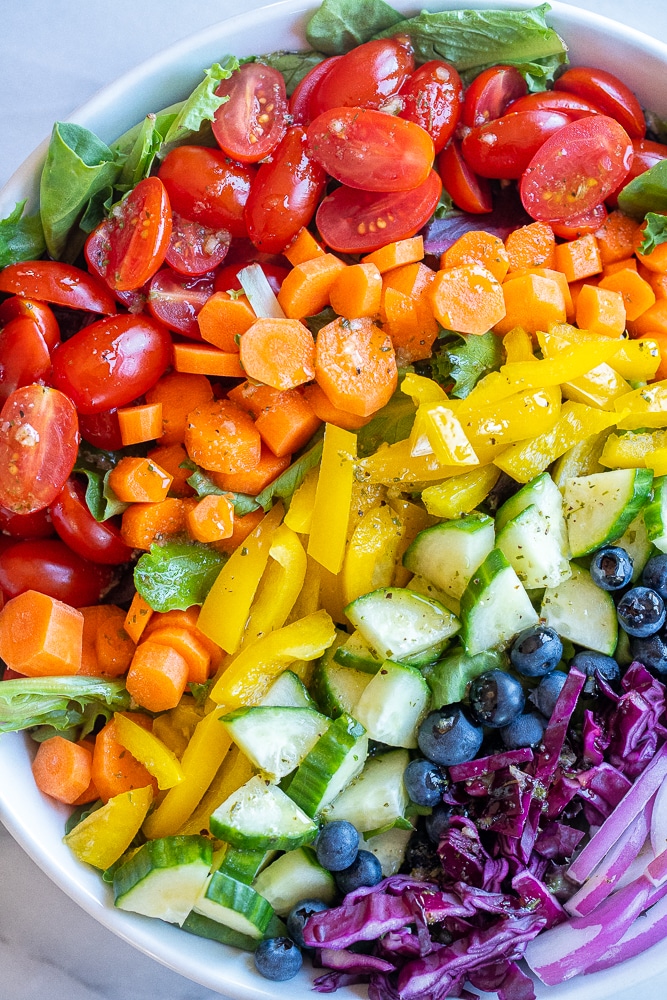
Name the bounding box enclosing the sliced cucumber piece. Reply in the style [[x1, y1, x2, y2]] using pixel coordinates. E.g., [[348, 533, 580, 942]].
[[402, 513, 495, 599], [194, 870, 274, 939], [541, 562, 618, 655], [345, 587, 459, 662], [563, 468, 654, 558], [496, 503, 571, 589], [216, 847, 270, 885], [221, 706, 330, 780], [182, 910, 260, 952], [323, 749, 410, 833], [209, 776, 318, 851], [460, 548, 539, 656], [252, 846, 337, 916], [406, 573, 460, 617], [313, 643, 373, 718], [362, 826, 414, 877], [496, 472, 556, 531], [644, 476, 667, 553], [333, 629, 383, 673], [422, 649, 509, 708], [354, 660, 430, 749], [113, 835, 212, 926], [259, 670, 316, 709], [615, 512, 655, 582], [288, 713, 368, 817]]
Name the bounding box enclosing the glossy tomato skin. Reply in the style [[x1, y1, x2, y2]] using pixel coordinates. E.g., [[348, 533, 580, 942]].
[[438, 140, 493, 213], [316, 170, 442, 254], [554, 66, 646, 139], [245, 126, 327, 253], [0, 297, 60, 350], [0, 538, 114, 606], [461, 110, 572, 180], [84, 226, 149, 314], [607, 138, 667, 208], [0, 261, 116, 314], [506, 91, 604, 119], [212, 63, 288, 163], [462, 65, 527, 128], [0, 316, 51, 404], [50, 314, 172, 414], [289, 56, 342, 124], [164, 214, 230, 276], [550, 201, 608, 239], [147, 268, 214, 340], [214, 260, 289, 296], [0, 506, 54, 540], [0, 385, 79, 514], [398, 60, 463, 153], [50, 478, 133, 565], [78, 409, 124, 451], [310, 36, 414, 116], [307, 108, 434, 192], [158, 146, 255, 237]]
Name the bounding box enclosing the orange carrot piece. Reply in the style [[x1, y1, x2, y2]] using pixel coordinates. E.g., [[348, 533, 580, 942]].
[[598, 268, 656, 322], [210, 445, 291, 495], [277, 254, 347, 319], [196, 290, 255, 351], [91, 714, 157, 803], [32, 736, 93, 805], [146, 625, 212, 684], [315, 316, 398, 417], [431, 264, 506, 335], [284, 227, 326, 266], [71, 738, 100, 805], [494, 273, 566, 336], [239, 317, 316, 390], [595, 211, 642, 265], [443, 231, 510, 283], [383, 286, 438, 363], [172, 342, 245, 377], [635, 222, 667, 273], [554, 233, 603, 282], [329, 262, 383, 319], [78, 605, 135, 678], [211, 507, 265, 556], [504, 266, 574, 323], [124, 592, 154, 644], [227, 382, 321, 457], [361, 236, 424, 273], [0, 591, 83, 677], [184, 398, 261, 473], [108, 456, 173, 503], [382, 262, 438, 341], [505, 222, 556, 271], [627, 298, 667, 338], [648, 271, 667, 300], [576, 284, 626, 337], [302, 383, 372, 430], [186, 494, 235, 544], [146, 372, 214, 446], [117, 403, 163, 447], [568, 278, 598, 312], [121, 498, 193, 550], [602, 257, 638, 276], [126, 640, 190, 712], [143, 606, 223, 670], [147, 442, 195, 497]]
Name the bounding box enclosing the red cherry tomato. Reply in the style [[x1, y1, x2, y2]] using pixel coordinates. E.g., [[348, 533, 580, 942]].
[[506, 91, 604, 119], [0, 385, 79, 514], [310, 37, 414, 117], [554, 66, 646, 139], [50, 478, 133, 565], [461, 110, 572, 180], [50, 314, 172, 414], [147, 268, 215, 340], [462, 65, 527, 128], [607, 138, 667, 208], [438, 140, 493, 214], [212, 63, 288, 163], [0, 297, 60, 350], [0, 506, 54, 540], [214, 261, 289, 296], [520, 115, 633, 224], [0, 261, 116, 314], [0, 538, 114, 606], [398, 60, 463, 154], [244, 126, 327, 254], [0, 316, 51, 403], [307, 108, 434, 192], [163, 214, 230, 276], [550, 201, 608, 239], [158, 146, 255, 238], [78, 409, 124, 452], [289, 56, 343, 124], [316, 170, 442, 253], [84, 226, 149, 313]]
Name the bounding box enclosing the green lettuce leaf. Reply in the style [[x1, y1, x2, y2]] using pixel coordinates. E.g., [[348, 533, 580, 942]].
[[306, 0, 403, 54], [161, 58, 239, 147], [74, 443, 137, 522], [0, 200, 47, 267], [446, 330, 503, 398], [115, 112, 177, 191], [356, 390, 416, 458], [255, 438, 324, 510], [0, 677, 129, 736], [134, 542, 227, 612], [305, 306, 338, 337], [185, 462, 260, 517], [255, 51, 327, 95], [639, 212, 667, 255], [618, 160, 667, 220]]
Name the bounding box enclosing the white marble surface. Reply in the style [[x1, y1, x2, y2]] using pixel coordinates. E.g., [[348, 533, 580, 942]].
[[3, 1, 667, 998]]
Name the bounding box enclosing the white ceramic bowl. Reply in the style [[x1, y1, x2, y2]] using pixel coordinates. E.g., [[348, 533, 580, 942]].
[[3, 2, 667, 998]]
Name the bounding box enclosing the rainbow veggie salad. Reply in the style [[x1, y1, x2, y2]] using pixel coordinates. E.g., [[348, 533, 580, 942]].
[[6, 0, 667, 996]]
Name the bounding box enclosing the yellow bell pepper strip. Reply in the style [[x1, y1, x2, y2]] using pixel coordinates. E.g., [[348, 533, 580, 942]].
[[283, 466, 319, 534], [459, 385, 562, 456], [287, 556, 323, 624], [600, 429, 667, 469], [113, 712, 185, 790], [347, 480, 387, 540], [539, 325, 661, 382], [503, 327, 536, 363], [645, 447, 667, 477], [197, 502, 284, 654], [615, 380, 667, 430], [342, 503, 405, 606], [318, 565, 348, 625], [64, 785, 153, 869], [177, 744, 255, 837], [151, 696, 204, 758], [422, 465, 501, 519], [561, 363, 631, 411], [410, 403, 479, 466], [494, 401, 622, 482], [242, 524, 307, 645], [209, 609, 336, 710], [401, 371, 447, 404], [357, 439, 478, 485], [308, 424, 357, 575], [551, 430, 611, 488]]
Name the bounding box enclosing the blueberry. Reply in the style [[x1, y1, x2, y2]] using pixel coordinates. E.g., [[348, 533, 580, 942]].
[[617, 586, 666, 637], [500, 711, 546, 749], [254, 937, 303, 981], [642, 554, 667, 601], [570, 649, 620, 684], [468, 669, 525, 728], [404, 758, 448, 807], [334, 849, 383, 895], [316, 820, 359, 872], [511, 625, 563, 677], [590, 546, 634, 591], [417, 704, 483, 766], [528, 670, 567, 717], [424, 803, 454, 844], [286, 899, 329, 948], [629, 630, 667, 675]]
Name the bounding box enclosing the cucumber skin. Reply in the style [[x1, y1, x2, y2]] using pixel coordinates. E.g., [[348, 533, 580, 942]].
[[565, 467, 654, 557], [182, 911, 260, 952], [287, 713, 368, 817], [113, 835, 212, 904], [217, 848, 268, 885], [460, 548, 537, 654], [423, 649, 508, 708], [495, 471, 553, 532], [197, 870, 274, 937], [644, 476, 667, 552], [209, 778, 318, 852]]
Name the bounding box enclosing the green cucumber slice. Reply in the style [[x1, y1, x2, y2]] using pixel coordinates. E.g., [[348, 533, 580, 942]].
[[406, 573, 460, 617], [113, 835, 212, 925], [314, 645, 373, 718], [495, 503, 572, 589], [422, 649, 509, 708], [216, 847, 270, 885], [402, 513, 495, 599], [644, 476, 667, 553], [495, 472, 560, 532], [288, 713, 368, 817], [345, 587, 459, 662], [252, 846, 336, 916], [362, 826, 414, 877], [209, 776, 318, 851], [563, 468, 654, 557], [323, 749, 410, 833], [460, 548, 539, 656], [333, 630, 383, 673], [220, 706, 330, 780], [182, 911, 261, 952], [541, 562, 618, 655], [353, 660, 430, 749], [614, 512, 655, 582], [194, 871, 274, 939], [259, 670, 316, 709]]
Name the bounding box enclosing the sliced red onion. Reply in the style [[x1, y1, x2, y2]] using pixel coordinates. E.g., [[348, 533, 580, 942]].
[[586, 883, 667, 974], [650, 770, 667, 858], [238, 262, 286, 319]]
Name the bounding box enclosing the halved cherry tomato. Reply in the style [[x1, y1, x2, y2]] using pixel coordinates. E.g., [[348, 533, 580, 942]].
[[244, 126, 327, 253], [307, 108, 434, 192], [554, 66, 646, 139], [398, 60, 463, 153], [462, 110, 572, 180], [214, 261, 289, 296], [164, 214, 230, 276], [147, 268, 214, 340], [550, 201, 608, 239], [212, 63, 288, 163], [50, 478, 133, 565], [0, 385, 79, 514], [78, 409, 124, 452], [462, 65, 527, 128], [84, 226, 148, 313], [520, 115, 633, 224], [438, 140, 493, 214], [0, 538, 114, 606], [0, 316, 51, 403], [0, 297, 60, 350], [0, 506, 55, 540], [506, 91, 604, 119], [289, 56, 343, 124], [607, 138, 667, 208], [316, 170, 442, 254], [50, 314, 172, 414], [0, 261, 116, 314], [158, 146, 255, 237], [309, 37, 414, 117]]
